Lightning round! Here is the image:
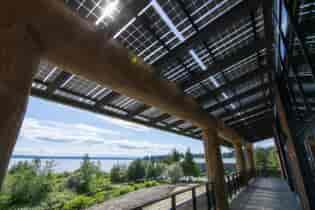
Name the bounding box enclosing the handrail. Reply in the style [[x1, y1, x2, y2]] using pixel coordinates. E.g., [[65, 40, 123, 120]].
[[130, 171, 254, 210]]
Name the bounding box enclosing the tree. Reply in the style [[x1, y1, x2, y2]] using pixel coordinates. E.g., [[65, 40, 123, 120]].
[[255, 148, 268, 170], [267, 147, 280, 169], [170, 149, 181, 162], [110, 164, 126, 183], [165, 163, 183, 184], [145, 161, 166, 179], [67, 154, 101, 193], [181, 148, 200, 177], [127, 159, 146, 181], [4, 159, 53, 205], [255, 147, 280, 176]]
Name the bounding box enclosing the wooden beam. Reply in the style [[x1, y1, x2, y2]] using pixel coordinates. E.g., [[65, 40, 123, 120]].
[[0, 25, 40, 187], [203, 129, 229, 210], [234, 142, 248, 184], [46, 71, 72, 94], [245, 143, 256, 173], [2, 0, 241, 142]]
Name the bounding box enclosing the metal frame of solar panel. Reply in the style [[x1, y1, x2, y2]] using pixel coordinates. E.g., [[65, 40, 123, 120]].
[[30, 0, 279, 144]]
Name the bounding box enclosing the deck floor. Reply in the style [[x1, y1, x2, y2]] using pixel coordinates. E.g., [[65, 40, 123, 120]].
[[230, 178, 302, 210]]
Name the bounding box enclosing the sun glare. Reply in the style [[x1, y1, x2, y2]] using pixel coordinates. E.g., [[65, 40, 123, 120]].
[[96, 0, 119, 25]]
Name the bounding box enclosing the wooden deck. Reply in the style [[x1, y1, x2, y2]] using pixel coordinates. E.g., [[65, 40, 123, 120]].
[[230, 178, 302, 210]]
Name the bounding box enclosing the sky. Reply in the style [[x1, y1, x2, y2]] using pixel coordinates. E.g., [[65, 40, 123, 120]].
[[13, 97, 274, 158]]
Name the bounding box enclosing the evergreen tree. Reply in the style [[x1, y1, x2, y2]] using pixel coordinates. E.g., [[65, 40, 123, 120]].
[[68, 154, 101, 193], [110, 164, 126, 183], [181, 148, 200, 177], [127, 159, 145, 181], [170, 149, 181, 162]]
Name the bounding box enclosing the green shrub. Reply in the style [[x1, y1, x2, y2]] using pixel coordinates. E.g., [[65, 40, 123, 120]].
[[0, 194, 11, 209], [63, 195, 96, 210], [119, 186, 133, 195], [93, 191, 112, 204]]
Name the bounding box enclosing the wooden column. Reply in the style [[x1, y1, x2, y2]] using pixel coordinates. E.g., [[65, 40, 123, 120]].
[[245, 143, 255, 177], [234, 143, 247, 184], [203, 129, 229, 210], [0, 25, 40, 187]]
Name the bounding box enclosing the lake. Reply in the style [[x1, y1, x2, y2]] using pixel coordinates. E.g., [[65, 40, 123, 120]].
[[9, 156, 235, 173]]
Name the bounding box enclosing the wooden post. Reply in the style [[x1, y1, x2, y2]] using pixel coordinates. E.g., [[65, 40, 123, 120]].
[[203, 129, 229, 210], [245, 143, 255, 178], [234, 143, 247, 184], [0, 25, 40, 187]]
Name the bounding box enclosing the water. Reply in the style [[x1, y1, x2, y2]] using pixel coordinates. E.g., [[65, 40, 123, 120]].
[[9, 157, 235, 173]]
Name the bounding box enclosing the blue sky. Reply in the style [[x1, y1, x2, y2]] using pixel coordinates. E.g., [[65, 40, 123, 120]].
[[13, 97, 274, 157]]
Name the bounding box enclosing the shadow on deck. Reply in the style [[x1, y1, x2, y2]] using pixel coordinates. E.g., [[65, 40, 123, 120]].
[[230, 178, 302, 210]]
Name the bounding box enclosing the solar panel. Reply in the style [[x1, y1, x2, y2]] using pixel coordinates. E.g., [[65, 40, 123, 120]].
[[29, 0, 276, 142]]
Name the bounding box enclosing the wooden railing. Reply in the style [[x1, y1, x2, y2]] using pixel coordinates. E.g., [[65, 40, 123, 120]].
[[131, 171, 252, 210]]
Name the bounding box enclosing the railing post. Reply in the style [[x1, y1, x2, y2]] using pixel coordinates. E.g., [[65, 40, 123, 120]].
[[211, 182, 216, 210], [192, 187, 197, 210], [206, 183, 212, 210], [171, 194, 176, 210], [227, 175, 231, 200]]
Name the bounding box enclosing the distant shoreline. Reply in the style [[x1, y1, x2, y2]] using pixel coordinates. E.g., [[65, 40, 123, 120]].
[[12, 155, 138, 160]]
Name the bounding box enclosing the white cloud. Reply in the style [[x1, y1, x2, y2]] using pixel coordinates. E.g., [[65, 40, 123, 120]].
[[16, 118, 186, 157], [96, 115, 151, 132], [20, 118, 119, 144], [255, 138, 275, 148]]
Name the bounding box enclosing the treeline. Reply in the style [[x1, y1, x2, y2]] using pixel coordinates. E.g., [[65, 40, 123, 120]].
[[148, 150, 235, 161], [110, 148, 201, 184]]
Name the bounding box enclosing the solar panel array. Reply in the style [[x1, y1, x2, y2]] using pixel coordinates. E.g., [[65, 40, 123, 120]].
[[281, 0, 315, 122], [30, 0, 282, 143]]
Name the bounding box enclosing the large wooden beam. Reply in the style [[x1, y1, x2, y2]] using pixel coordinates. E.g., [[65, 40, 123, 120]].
[[234, 142, 247, 184], [0, 25, 40, 187], [2, 0, 241, 143], [203, 129, 229, 210]]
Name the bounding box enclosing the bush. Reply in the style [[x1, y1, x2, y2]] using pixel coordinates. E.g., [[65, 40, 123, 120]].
[[93, 192, 106, 203], [0, 194, 11, 209], [63, 195, 95, 210], [121, 186, 134, 195]]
